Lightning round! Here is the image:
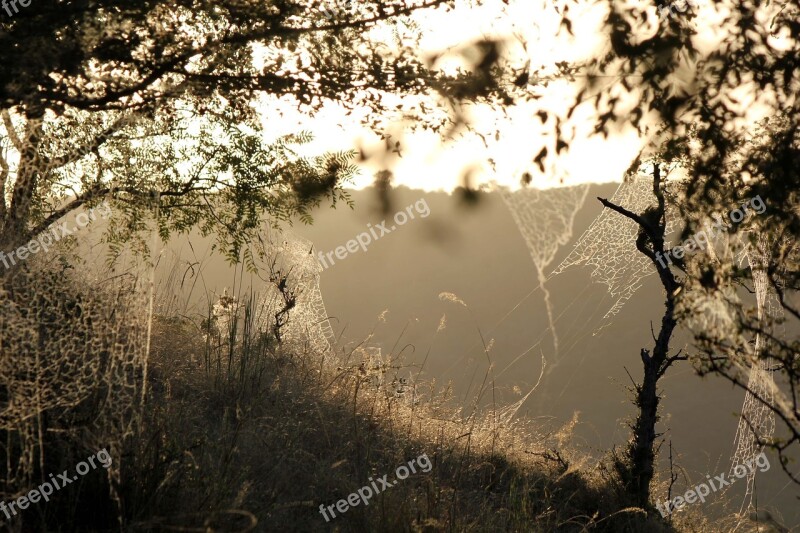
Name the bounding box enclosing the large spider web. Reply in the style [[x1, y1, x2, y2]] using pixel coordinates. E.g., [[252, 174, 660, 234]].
[[256, 229, 336, 354], [685, 230, 781, 511], [729, 234, 780, 508], [498, 183, 589, 422], [500, 183, 590, 353], [0, 230, 150, 510], [551, 175, 679, 332]]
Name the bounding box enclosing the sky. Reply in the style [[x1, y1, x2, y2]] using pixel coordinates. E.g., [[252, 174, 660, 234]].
[[256, 0, 786, 193], [256, 0, 644, 192]]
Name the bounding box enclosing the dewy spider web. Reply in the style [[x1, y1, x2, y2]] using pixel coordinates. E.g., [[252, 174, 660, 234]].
[[551, 175, 679, 333], [498, 183, 589, 422], [501, 183, 589, 355], [729, 234, 779, 509], [256, 229, 336, 354], [0, 235, 150, 512], [0, 109, 151, 508]]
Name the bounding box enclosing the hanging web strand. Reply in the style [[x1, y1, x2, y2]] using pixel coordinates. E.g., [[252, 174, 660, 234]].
[[730, 234, 779, 509], [552, 175, 678, 333], [496, 351, 547, 425], [500, 183, 589, 356], [258, 229, 336, 354]]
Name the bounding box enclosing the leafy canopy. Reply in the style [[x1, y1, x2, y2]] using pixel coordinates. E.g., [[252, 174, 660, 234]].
[[0, 0, 485, 259]]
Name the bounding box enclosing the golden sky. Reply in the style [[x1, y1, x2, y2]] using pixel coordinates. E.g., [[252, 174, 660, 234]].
[[256, 0, 783, 192]]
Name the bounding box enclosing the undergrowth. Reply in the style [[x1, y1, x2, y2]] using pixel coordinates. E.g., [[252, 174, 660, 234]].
[[115, 293, 721, 532], [0, 263, 741, 532]]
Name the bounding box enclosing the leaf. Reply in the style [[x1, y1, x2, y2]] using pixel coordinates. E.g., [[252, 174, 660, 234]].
[[534, 146, 547, 172]]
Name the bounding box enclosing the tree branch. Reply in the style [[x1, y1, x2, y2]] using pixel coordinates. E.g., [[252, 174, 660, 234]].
[[598, 196, 660, 245], [1, 110, 24, 152], [0, 141, 9, 222], [26, 183, 213, 241]]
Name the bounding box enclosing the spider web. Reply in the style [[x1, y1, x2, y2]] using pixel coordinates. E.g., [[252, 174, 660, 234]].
[[0, 233, 150, 511], [498, 183, 589, 422], [551, 175, 679, 333], [500, 183, 589, 354], [256, 229, 336, 354], [729, 234, 780, 508], [686, 227, 782, 509]]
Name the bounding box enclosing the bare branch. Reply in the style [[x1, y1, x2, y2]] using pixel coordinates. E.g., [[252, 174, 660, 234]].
[[597, 196, 659, 245]]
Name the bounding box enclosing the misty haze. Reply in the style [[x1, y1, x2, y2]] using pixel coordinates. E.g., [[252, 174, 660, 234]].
[[0, 1, 798, 532]]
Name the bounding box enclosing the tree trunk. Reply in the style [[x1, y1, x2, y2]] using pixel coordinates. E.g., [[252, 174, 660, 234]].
[[1, 109, 44, 252], [622, 306, 677, 507], [602, 165, 682, 510]]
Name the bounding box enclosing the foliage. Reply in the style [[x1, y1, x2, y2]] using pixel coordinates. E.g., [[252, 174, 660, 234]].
[[0, 0, 486, 260]]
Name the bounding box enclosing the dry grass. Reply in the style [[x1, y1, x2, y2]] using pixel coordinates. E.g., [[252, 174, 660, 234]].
[[0, 265, 748, 532], [114, 294, 729, 533]]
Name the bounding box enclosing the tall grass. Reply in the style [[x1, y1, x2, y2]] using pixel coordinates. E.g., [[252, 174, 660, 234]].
[[117, 270, 718, 532], [0, 252, 739, 532]]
